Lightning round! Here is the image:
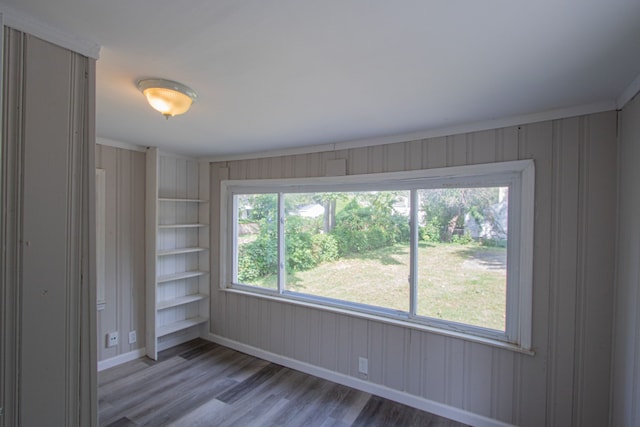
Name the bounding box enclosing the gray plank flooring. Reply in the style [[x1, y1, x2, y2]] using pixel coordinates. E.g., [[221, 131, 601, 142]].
[[99, 339, 469, 427]]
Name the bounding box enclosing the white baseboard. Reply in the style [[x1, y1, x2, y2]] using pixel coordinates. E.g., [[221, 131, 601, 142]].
[[206, 333, 514, 427], [98, 348, 146, 371]]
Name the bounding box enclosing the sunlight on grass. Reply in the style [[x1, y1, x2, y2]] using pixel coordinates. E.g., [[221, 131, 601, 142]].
[[415, 243, 506, 331], [250, 242, 506, 331], [287, 244, 411, 312]]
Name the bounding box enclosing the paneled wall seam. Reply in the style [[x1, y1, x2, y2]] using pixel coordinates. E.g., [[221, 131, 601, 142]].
[[75, 53, 88, 425], [13, 30, 24, 424], [513, 126, 523, 425], [129, 153, 133, 351], [635, 268, 640, 424], [64, 50, 77, 424], [572, 116, 589, 427], [490, 349, 497, 418], [1, 27, 26, 427], [116, 150, 121, 353], [462, 342, 469, 410], [81, 57, 97, 426], [608, 112, 621, 427], [546, 121, 562, 426]]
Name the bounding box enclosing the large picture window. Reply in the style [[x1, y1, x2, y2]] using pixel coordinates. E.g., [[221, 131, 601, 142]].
[[221, 160, 534, 349]]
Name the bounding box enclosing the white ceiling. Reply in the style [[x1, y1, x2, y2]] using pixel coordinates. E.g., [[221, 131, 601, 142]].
[[3, 0, 640, 157]]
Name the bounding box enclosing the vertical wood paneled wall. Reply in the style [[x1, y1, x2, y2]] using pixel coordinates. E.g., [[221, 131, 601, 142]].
[[95, 144, 145, 361], [209, 111, 617, 426], [1, 29, 96, 426], [611, 95, 640, 426]]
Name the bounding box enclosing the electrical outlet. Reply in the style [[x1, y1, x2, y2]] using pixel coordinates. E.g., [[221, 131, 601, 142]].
[[129, 330, 137, 344], [358, 357, 368, 375], [107, 331, 118, 348]]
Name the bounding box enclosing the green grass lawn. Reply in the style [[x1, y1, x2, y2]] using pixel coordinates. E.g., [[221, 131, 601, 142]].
[[250, 242, 507, 331]]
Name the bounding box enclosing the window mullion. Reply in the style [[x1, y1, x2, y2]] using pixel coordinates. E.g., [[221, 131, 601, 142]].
[[231, 193, 238, 284], [277, 192, 285, 294], [409, 189, 418, 316]]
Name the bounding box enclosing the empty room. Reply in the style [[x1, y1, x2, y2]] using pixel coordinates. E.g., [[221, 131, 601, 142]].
[[2, 1, 640, 427]]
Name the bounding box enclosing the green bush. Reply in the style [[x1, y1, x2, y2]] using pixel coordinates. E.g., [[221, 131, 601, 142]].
[[419, 219, 442, 242], [331, 196, 409, 255], [237, 219, 278, 283], [237, 244, 266, 282], [451, 232, 474, 245], [311, 233, 339, 263], [282, 216, 313, 272], [480, 238, 507, 248], [390, 213, 410, 243], [238, 215, 343, 281]]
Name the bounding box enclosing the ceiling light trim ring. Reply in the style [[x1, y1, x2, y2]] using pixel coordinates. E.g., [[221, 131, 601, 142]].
[[137, 78, 198, 118]]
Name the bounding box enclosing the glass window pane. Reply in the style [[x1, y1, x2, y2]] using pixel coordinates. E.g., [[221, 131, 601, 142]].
[[235, 193, 278, 289], [417, 187, 508, 331], [284, 191, 410, 312]]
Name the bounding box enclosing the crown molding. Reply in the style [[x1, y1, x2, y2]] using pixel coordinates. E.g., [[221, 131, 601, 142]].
[[617, 72, 640, 110], [0, 3, 100, 59], [96, 137, 146, 152], [203, 100, 617, 163]]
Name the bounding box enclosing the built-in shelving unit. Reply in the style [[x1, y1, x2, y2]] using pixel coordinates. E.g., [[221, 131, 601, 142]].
[[145, 148, 210, 360]]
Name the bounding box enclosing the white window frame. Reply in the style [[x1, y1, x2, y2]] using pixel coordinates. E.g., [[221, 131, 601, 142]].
[[220, 160, 534, 351]]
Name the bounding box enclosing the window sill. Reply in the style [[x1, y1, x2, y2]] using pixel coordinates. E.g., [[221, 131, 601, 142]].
[[221, 287, 535, 356]]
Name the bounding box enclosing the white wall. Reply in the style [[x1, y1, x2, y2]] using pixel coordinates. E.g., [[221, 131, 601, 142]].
[[611, 94, 640, 426], [95, 144, 146, 362], [208, 111, 618, 426]]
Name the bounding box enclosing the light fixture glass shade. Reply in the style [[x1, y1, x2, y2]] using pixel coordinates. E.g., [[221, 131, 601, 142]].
[[137, 79, 197, 118]]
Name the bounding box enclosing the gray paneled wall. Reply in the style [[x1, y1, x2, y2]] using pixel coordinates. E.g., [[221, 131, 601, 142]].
[[1, 29, 97, 426], [612, 95, 640, 426], [208, 111, 617, 426], [96, 144, 146, 361]]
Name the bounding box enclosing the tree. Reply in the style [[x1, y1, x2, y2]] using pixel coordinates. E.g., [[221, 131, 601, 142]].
[[419, 187, 501, 242], [313, 192, 344, 233], [246, 194, 277, 221]]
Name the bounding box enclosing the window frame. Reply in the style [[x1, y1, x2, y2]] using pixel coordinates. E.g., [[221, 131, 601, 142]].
[[220, 160, 534, 351]]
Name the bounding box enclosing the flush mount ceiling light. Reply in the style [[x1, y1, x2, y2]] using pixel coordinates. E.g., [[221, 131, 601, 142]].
[[137, 78, 197, 118]]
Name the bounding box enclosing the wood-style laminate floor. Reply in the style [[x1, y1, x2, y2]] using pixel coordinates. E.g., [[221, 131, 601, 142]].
[[99, 339, 469, 427]]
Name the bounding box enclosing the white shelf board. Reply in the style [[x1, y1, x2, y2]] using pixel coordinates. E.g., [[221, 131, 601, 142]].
[[157, 293, 208, 310], [158, 223, 207, 229], [157, 247, 207, 256], [157, 316, 208, 337], [157, 270, 208, 283], [158, 198, 208, 203]]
